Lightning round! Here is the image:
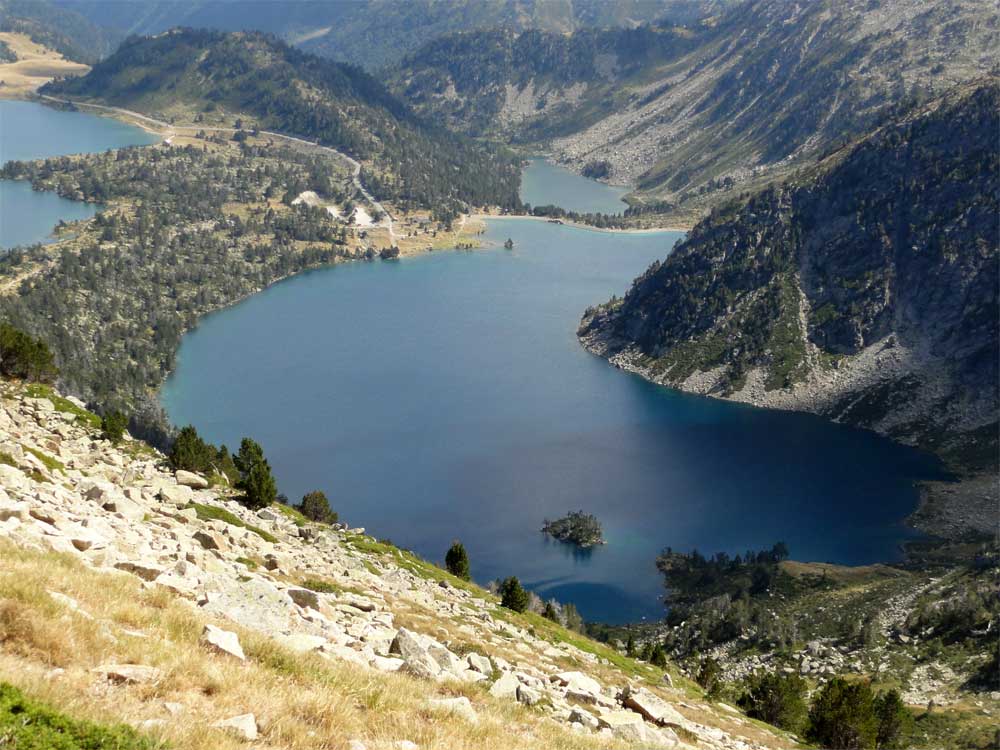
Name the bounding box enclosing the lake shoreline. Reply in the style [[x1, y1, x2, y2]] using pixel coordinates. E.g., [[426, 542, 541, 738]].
[[474, 213, 691, 234]]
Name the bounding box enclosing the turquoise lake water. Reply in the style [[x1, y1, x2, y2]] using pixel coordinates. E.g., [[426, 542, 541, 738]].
[[0, 100, 158, 249], [162, 217, 944, 623], [520, 157, 629, 215]]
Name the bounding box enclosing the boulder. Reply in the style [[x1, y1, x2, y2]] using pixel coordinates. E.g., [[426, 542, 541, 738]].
[[390, 628, 441, 680], [202, 624, 245, 661], [621, 684, 686, 726], [213, 713, 258, 741], [175, 470, 209, 489], [517, 685, 542, 706], [158, 484, 193, 506], [598, 710, 649, 743], [488, 671, 520, 700], [466, 652, 492, 675], [102, 495, 145, 521], [552, 671, 602, 696], [0, 501, 29, 522], [193, 530, 228, 552], [426, 696, 477, 723], [0, 465, 28, 493]]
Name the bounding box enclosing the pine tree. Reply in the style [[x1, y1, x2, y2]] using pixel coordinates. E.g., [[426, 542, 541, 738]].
[[236, 437, 276, 510], [444, 541, 470, 580], [625, 633, 637, 657], [499, 577, 529, 613]]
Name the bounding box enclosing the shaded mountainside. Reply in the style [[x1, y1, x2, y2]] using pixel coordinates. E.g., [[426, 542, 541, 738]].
[[579, 79, 999, 489], [393, 0, 996, 222], [54, 0, 729, 70], [42, 28, 521, 212], [0, 0, 120, 63]]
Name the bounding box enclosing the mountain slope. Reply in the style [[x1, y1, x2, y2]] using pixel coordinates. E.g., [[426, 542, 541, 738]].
[[578, 79, 998, 493], [394, 0, 997, 221], [0, 379, 797, 750], [0, 0, 120, 63], [54, 0, 730, 70], [42, 28, 521, 211]]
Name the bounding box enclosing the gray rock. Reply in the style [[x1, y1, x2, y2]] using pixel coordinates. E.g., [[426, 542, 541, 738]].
[[621, 684, 686, 726], [213, 713, 257, 741], [426, 696, 477, 723], [175, 470, 209, 489], [158, 484, 193, 506], [202, 624, 245, 661], [517, 685, 542, 706], [391, 628, 442, 680], [466, 652, 492, 674], [193, 530, 228, 552], [489, 671, 520, 700]]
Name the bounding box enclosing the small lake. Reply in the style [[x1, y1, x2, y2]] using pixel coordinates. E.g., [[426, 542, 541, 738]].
[[162, 218, 944, 624], [520, 157, 629, 215], [0, 100, 159, 249]]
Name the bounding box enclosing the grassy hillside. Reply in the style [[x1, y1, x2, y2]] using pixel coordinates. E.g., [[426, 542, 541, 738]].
[[0, 0, 120, 63], [42, 28, 522, 212]]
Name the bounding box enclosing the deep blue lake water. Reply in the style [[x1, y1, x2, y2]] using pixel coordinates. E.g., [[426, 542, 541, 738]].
[[520, 157, 629, 215], [0, 100, 158, 249], [162, 217, 944, 623]]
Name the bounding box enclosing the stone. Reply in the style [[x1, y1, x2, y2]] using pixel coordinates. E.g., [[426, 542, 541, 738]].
[[256, 508, 280, 522], [114, 560, 164, 582], [426, 696, 477, 723], [163, 702, 184, 716], [552, 671, 602, 696], [598, 710, 648, 743], [348, 742, 368, 750], [662, 672, 674, 688], [286, 588, 320, 610], [621, 684, 686, 726], [391, 628, 441, 680], [0, 465, 28, 493], [202, 624, 245, 661], [393, 742, 418, 750], [193, 529, 228, 552], [370, 655, 405, 672], [517, 685, 541, 706], [466, 652, 492, 674], [103, 495, 145, 521], [175, 470, 209, 488], [0, 501, 29, 522], [213, 713, 258, 741], [569, 707, 599, 729], [489, 671, 520, 699], [158, 484, 193, 506], [92, 663, 162, 685]]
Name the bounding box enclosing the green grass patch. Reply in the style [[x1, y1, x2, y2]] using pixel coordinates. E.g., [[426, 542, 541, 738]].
[[0, 451, 16, 467], [235, 556, 258, 570], [23, 445, 65, 474], [184, 502, 278, 544], [0, 681, 160, 749], [274, 502, 308, 527], [23, 383, 101, 429]]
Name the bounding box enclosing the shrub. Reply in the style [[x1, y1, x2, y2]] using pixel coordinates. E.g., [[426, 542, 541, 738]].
[[499, 576, 529, 612], [170, 425, 213, 472], [696, 658, 723, 698], [808, 678, 878, 749], [0, 322, 57, 383], [297, 490, 338, 524], [738, 670, 808, 733], [100, 410, 128, 443], [0, 682, 155, 749], [445, 540, 470, 580]]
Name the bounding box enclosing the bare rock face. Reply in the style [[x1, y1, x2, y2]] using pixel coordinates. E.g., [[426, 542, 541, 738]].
[[202, 624, 246, 661], [620, 684, 686, 726]]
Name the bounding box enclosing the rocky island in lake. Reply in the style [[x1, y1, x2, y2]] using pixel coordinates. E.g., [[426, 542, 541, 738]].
[[542, 510, 605, 548]]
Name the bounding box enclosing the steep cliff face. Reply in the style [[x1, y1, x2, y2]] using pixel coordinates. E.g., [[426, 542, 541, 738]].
[[579, 79, 998, 476]]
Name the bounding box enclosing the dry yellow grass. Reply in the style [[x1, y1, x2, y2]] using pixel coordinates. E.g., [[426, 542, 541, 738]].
[[0, 32, 89, 97], [0, 540, 628, 750]]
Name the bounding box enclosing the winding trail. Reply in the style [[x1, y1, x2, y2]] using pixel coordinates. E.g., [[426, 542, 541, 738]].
[[37, 94, 395, 241]]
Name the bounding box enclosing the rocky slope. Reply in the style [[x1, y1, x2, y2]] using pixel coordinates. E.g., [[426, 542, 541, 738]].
[[578, 78, 998, 533], [394, 0, 997, 222], [0, 378, 795, 750]]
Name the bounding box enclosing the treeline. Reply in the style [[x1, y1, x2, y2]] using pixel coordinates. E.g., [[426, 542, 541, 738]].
[[527, 204, 628, 229], [43, 29, 523, 213]]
